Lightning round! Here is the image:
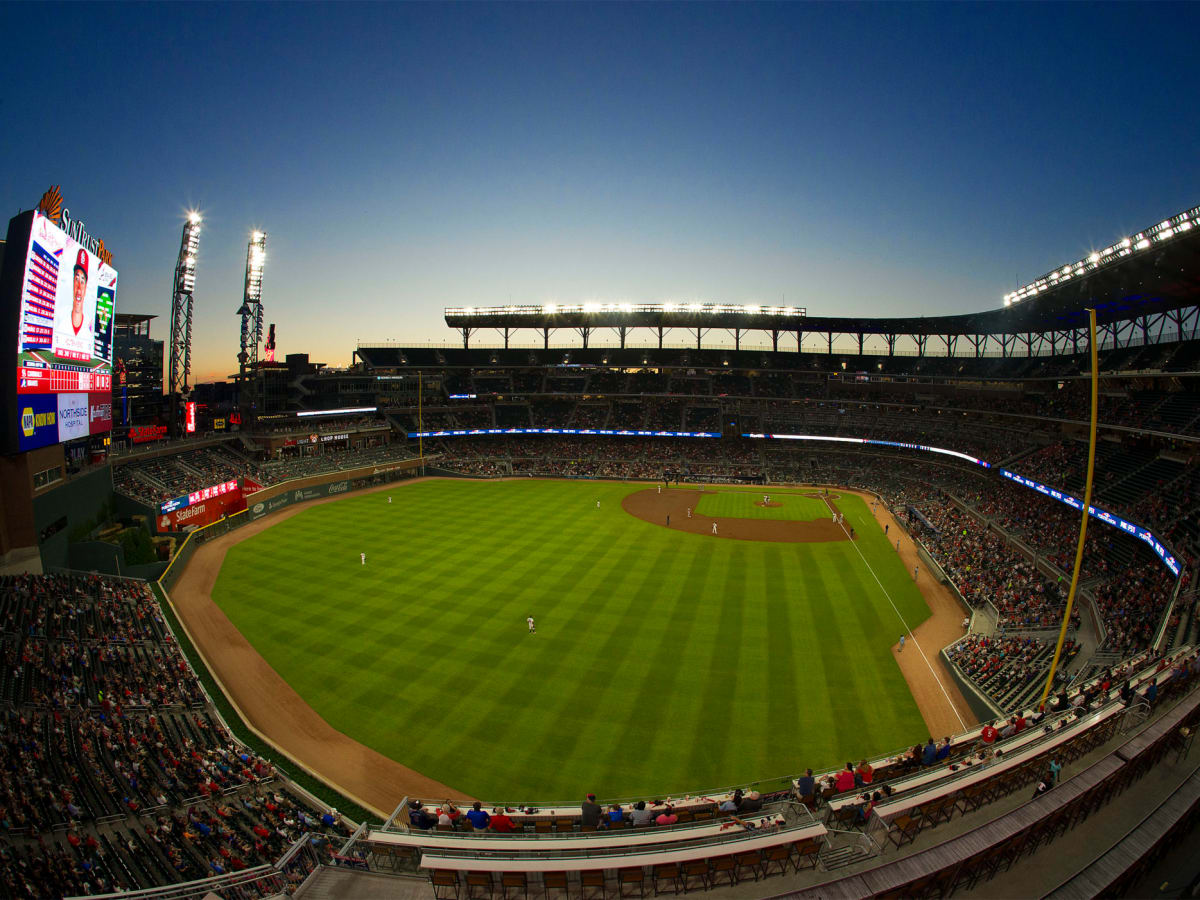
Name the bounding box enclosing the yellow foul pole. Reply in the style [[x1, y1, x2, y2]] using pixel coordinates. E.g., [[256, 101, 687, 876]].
[[417, 371, 425, 475], [1039, 307, 1099, 710]]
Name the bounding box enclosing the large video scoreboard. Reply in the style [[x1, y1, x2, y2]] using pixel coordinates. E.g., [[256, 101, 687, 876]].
[[0, 208, 116, 453]]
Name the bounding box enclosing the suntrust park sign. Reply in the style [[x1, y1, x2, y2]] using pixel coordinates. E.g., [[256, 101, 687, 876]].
[[36, 185, 114, 265]]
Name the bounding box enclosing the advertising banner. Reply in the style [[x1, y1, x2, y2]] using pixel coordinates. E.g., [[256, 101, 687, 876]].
[[185, 402, 196, 434], [88, 391, 113, 435], [56, 393, 89, 441], [18, 394, 58, 449], [130, 424, 168, 444], [158, 486, 246, 532], [160, 478, 240, 515]]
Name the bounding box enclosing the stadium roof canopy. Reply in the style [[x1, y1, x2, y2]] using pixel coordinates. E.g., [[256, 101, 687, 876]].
[[440, 206, 1200, 358]]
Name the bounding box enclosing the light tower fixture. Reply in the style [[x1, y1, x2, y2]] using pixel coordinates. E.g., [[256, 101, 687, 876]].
[[237, 230, 267, 420], [1003, 205, 1199, 307], [168, 211, 202, 438]]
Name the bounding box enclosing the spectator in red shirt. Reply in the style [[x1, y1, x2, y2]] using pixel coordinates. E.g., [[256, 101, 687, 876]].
[[855, 760, 874, 785], [834, 764, 856, 793], [980, 721, 999, 744], [490, 810, 517, 833]]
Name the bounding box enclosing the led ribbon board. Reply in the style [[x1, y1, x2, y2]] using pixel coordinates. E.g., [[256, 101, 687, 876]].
[[408, 427, 720, 438], [741, 433, 991, 468], [1001, 470, 1180, 577], [160, 478, 240, 515]]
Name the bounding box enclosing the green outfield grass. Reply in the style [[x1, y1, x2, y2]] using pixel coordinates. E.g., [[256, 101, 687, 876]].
[[211, 479, 930, 801], [693, 487, 832, 522]]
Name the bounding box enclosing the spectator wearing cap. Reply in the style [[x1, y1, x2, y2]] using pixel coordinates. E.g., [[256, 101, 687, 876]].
[[581, 793, 602, 828], [408, 801, 437, 830]]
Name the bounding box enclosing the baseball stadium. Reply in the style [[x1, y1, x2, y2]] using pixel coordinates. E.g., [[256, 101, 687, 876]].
[[1, 179, 1199, 900]]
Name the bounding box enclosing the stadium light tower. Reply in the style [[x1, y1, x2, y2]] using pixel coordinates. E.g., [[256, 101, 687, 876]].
[[168, 212, 202, 438], [236, 230, 267, 420]]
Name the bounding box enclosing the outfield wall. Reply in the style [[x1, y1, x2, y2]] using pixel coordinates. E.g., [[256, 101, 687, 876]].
[[159, 458, 423, 595]]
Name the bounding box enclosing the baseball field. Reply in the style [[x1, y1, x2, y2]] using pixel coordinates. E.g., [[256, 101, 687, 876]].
[[210, 479, 931, 801]]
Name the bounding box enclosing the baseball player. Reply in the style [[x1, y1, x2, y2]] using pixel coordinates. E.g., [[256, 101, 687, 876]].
[[712, 522, 718, 535], [360, 552, 366, 565], [71, 249, 88, 334], [527, 616, 536, 634]]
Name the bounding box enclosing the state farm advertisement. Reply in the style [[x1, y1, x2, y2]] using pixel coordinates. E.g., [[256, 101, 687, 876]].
[[157, 485, 246, 532]]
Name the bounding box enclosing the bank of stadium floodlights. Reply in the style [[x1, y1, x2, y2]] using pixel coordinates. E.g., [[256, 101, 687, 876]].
[[236, 231, 267, 415], [1003, 205, 1199, 306], [445, 302, 806, 322], [168, 212, 202, 438]]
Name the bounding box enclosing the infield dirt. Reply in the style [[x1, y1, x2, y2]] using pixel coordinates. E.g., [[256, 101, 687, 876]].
[[622, 487, 851, 542]]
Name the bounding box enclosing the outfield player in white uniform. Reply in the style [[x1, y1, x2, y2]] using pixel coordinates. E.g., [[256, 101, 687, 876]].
[[527, 616, 536, 634], [360, 552, 366, 565]]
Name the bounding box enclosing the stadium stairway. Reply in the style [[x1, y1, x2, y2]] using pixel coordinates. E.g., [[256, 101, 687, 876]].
[[296, 867, 426, 900], [817, 830, 880, 871]]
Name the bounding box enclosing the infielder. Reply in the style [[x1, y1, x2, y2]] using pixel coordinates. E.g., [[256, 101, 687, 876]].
[[712, 522, 718, 535]]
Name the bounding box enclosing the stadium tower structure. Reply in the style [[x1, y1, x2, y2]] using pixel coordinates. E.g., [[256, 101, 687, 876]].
[[167, 212, 201, 438], [236, 229, 267, 420]]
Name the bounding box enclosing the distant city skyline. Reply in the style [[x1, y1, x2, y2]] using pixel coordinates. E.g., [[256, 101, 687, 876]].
[[1, 2, 1197, 383]]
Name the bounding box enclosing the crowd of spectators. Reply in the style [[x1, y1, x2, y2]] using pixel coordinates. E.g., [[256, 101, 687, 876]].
[[114, 442, 418, 508], [0, 574, 351, 899], [946, 634, 1078, 708]]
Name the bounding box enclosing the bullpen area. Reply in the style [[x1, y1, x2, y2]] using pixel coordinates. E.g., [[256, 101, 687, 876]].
[[207, 479, 931, 802]]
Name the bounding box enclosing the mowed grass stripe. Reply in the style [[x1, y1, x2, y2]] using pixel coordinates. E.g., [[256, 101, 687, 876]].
[[212, 479, 929, 799]]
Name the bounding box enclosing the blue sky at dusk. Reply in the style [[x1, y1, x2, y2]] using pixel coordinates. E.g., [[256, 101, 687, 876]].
[[1, 2, 1197, 382]]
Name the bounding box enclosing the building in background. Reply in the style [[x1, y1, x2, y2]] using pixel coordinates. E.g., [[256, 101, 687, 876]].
[[112, 313, 164, 438]]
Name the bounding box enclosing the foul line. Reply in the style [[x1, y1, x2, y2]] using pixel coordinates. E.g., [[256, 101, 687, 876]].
[[825, 496, 969, 732]]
